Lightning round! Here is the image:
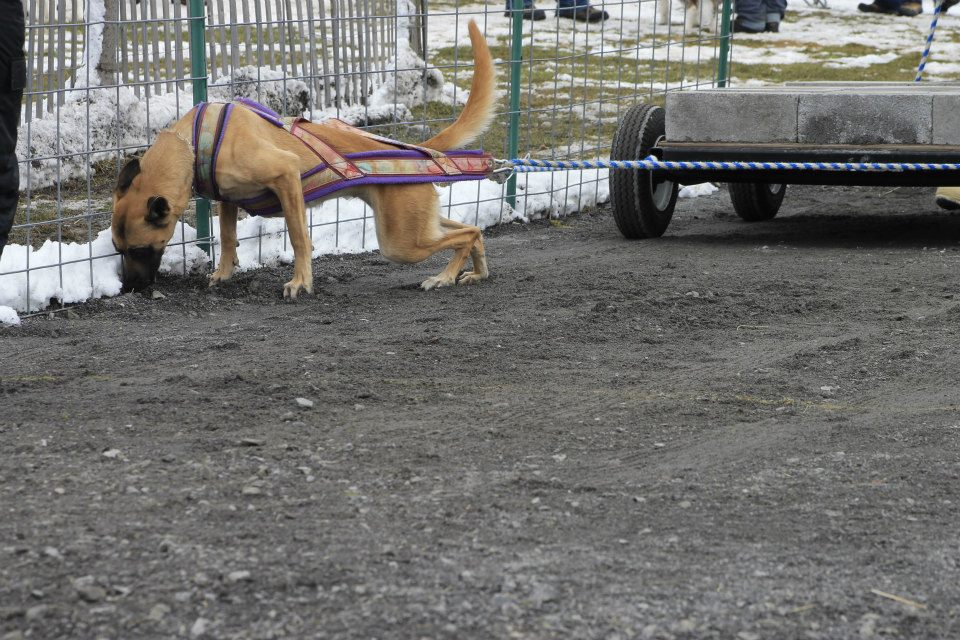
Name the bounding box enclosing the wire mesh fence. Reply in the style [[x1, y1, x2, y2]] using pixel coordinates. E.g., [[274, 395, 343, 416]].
[[2, 0, 728, 315]]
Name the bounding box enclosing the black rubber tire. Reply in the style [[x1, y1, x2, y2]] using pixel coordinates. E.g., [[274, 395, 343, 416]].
[[609, 104, 678, 239], [728, 182, 787, 222]]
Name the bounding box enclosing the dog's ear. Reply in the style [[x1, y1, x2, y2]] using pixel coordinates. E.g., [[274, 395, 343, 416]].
[[116, 158, 141, 194], [145, 196, 170, 226]]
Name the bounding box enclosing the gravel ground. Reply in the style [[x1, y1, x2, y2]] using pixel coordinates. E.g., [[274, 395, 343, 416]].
[[3, 184, 960, 640]]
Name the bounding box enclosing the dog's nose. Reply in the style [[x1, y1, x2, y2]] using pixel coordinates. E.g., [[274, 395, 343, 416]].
[[120, 254, 160, 293], [120, 273, 154, 293]]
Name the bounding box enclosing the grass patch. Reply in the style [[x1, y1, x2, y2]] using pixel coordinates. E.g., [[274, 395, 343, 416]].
[[730, 54, 922, 83], [427, 41, 714, 157]]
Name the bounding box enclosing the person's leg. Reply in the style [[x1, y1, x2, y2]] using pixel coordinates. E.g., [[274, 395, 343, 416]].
[[556, 0, 609, 22], [763, 0, 786, 30], [733, 0, 767, 32], [858, 0, 915, 15], [504, 0, 547, 20], [899, 0, 921, 14], [0, 1, 26, 260]]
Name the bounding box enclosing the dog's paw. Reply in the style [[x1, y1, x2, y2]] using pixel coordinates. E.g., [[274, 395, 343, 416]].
[[209, 257, 239, 287], [420, 275, 455, 291], [456, 272, 486, 286], [283, 279, 313, 300], [208, 270, 233, 287]]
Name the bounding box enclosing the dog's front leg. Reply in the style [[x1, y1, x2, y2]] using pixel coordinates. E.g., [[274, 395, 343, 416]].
[[271, 171, 313, 300], [210, 202, 239, 286]]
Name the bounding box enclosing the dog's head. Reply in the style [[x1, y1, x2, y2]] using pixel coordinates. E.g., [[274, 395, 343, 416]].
[[112, 131, 195, 292]]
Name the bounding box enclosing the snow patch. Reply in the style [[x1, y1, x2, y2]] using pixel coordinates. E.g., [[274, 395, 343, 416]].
[[210, 67, 311, 117], [18, 87, 189, 190], [0, 306, 20, 326], [679, 182, 719, 198]]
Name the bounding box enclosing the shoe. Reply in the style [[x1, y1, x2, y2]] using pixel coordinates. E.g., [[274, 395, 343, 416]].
[[898, 1, 921, 15], [935, 187, 960, 211], [857, 1, 895, 12], [503, 6, 547, 19], [943, 0, 959, 13], [765, 21, 780, 31], [732, 16, 764, 32], [556, 6, 609, 22]]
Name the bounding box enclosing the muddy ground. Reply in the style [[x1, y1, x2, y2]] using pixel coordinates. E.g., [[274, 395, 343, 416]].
[[3, 184, 960, 639]]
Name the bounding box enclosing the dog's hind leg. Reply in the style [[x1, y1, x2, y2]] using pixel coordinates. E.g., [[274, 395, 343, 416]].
[[440, 217, 488, 286], [369, 185, 486, 291], [210, 202, 239, 286], [418, 224, 483, 290], [377, 207, 482, 290]]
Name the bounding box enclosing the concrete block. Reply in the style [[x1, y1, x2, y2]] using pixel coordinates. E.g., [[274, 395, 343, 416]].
[[798, 94, 931, 145], [666, 83, 960, 146], [932, 95, 960, 145], [666, 90, 797, 143]]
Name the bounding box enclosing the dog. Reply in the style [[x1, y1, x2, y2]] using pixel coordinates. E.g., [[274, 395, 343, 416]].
[[112, 19, 495, 299], [656, 0, 715, 31]]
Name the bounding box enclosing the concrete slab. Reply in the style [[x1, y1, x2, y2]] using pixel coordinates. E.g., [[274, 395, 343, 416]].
[[798, 94, 931, 145], [665, 82, 960, 146], [932, 95, 960, 145], [666, 91, 797, 143]]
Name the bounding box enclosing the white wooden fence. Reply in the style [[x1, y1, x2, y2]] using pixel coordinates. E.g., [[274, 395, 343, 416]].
[[23, 0, 401, 119]]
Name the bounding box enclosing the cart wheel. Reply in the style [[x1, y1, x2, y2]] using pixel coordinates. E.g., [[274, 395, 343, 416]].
[[610, 104, 678, 239], [728, 183, 787, 222]]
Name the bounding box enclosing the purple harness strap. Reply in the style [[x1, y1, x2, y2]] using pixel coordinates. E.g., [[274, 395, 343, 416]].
[[191, 99, 496, 217]]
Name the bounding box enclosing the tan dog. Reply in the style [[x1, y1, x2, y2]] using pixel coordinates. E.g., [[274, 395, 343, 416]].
[[112, 20, 496, 298]]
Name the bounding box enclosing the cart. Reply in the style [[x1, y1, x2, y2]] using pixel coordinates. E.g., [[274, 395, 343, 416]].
[[609, 82, 960, 238]]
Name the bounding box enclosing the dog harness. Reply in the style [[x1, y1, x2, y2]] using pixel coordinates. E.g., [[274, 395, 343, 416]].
[[191, 98, 496, 216]]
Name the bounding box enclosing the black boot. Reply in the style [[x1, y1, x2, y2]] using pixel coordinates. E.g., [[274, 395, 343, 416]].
[[857, 1, 896, 12], [732, 16, 764, 33], [504, 5, 547, 19]]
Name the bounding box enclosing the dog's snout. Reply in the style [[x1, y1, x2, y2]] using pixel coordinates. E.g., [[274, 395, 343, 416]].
[[120, 248, 163, 292]]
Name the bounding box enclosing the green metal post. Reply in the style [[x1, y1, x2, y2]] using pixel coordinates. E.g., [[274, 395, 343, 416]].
[[188, 0, 211, 254], [506, 0, 524, 211], [716, 0, 733, 88]]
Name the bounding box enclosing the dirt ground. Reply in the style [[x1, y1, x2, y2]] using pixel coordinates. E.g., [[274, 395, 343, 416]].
[[3, 184, 960, 640]]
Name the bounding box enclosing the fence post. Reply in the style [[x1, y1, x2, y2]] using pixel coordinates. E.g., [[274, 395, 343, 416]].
[[716, 0, 733, 87], [505, 0, 523, 212], [98, 0, 119, 88], [188, 0, 211, 254]]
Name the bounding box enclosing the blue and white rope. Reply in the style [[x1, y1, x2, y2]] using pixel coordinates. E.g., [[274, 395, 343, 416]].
[[501, 156, 960, 173], [916, 0, 943, 81]]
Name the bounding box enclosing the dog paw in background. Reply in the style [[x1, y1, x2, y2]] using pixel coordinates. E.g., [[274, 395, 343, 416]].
[[656, 0, 715, 31]]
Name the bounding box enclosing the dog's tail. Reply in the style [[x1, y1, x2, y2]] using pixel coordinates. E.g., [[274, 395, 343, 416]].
[[422, 20, 497, 152]]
